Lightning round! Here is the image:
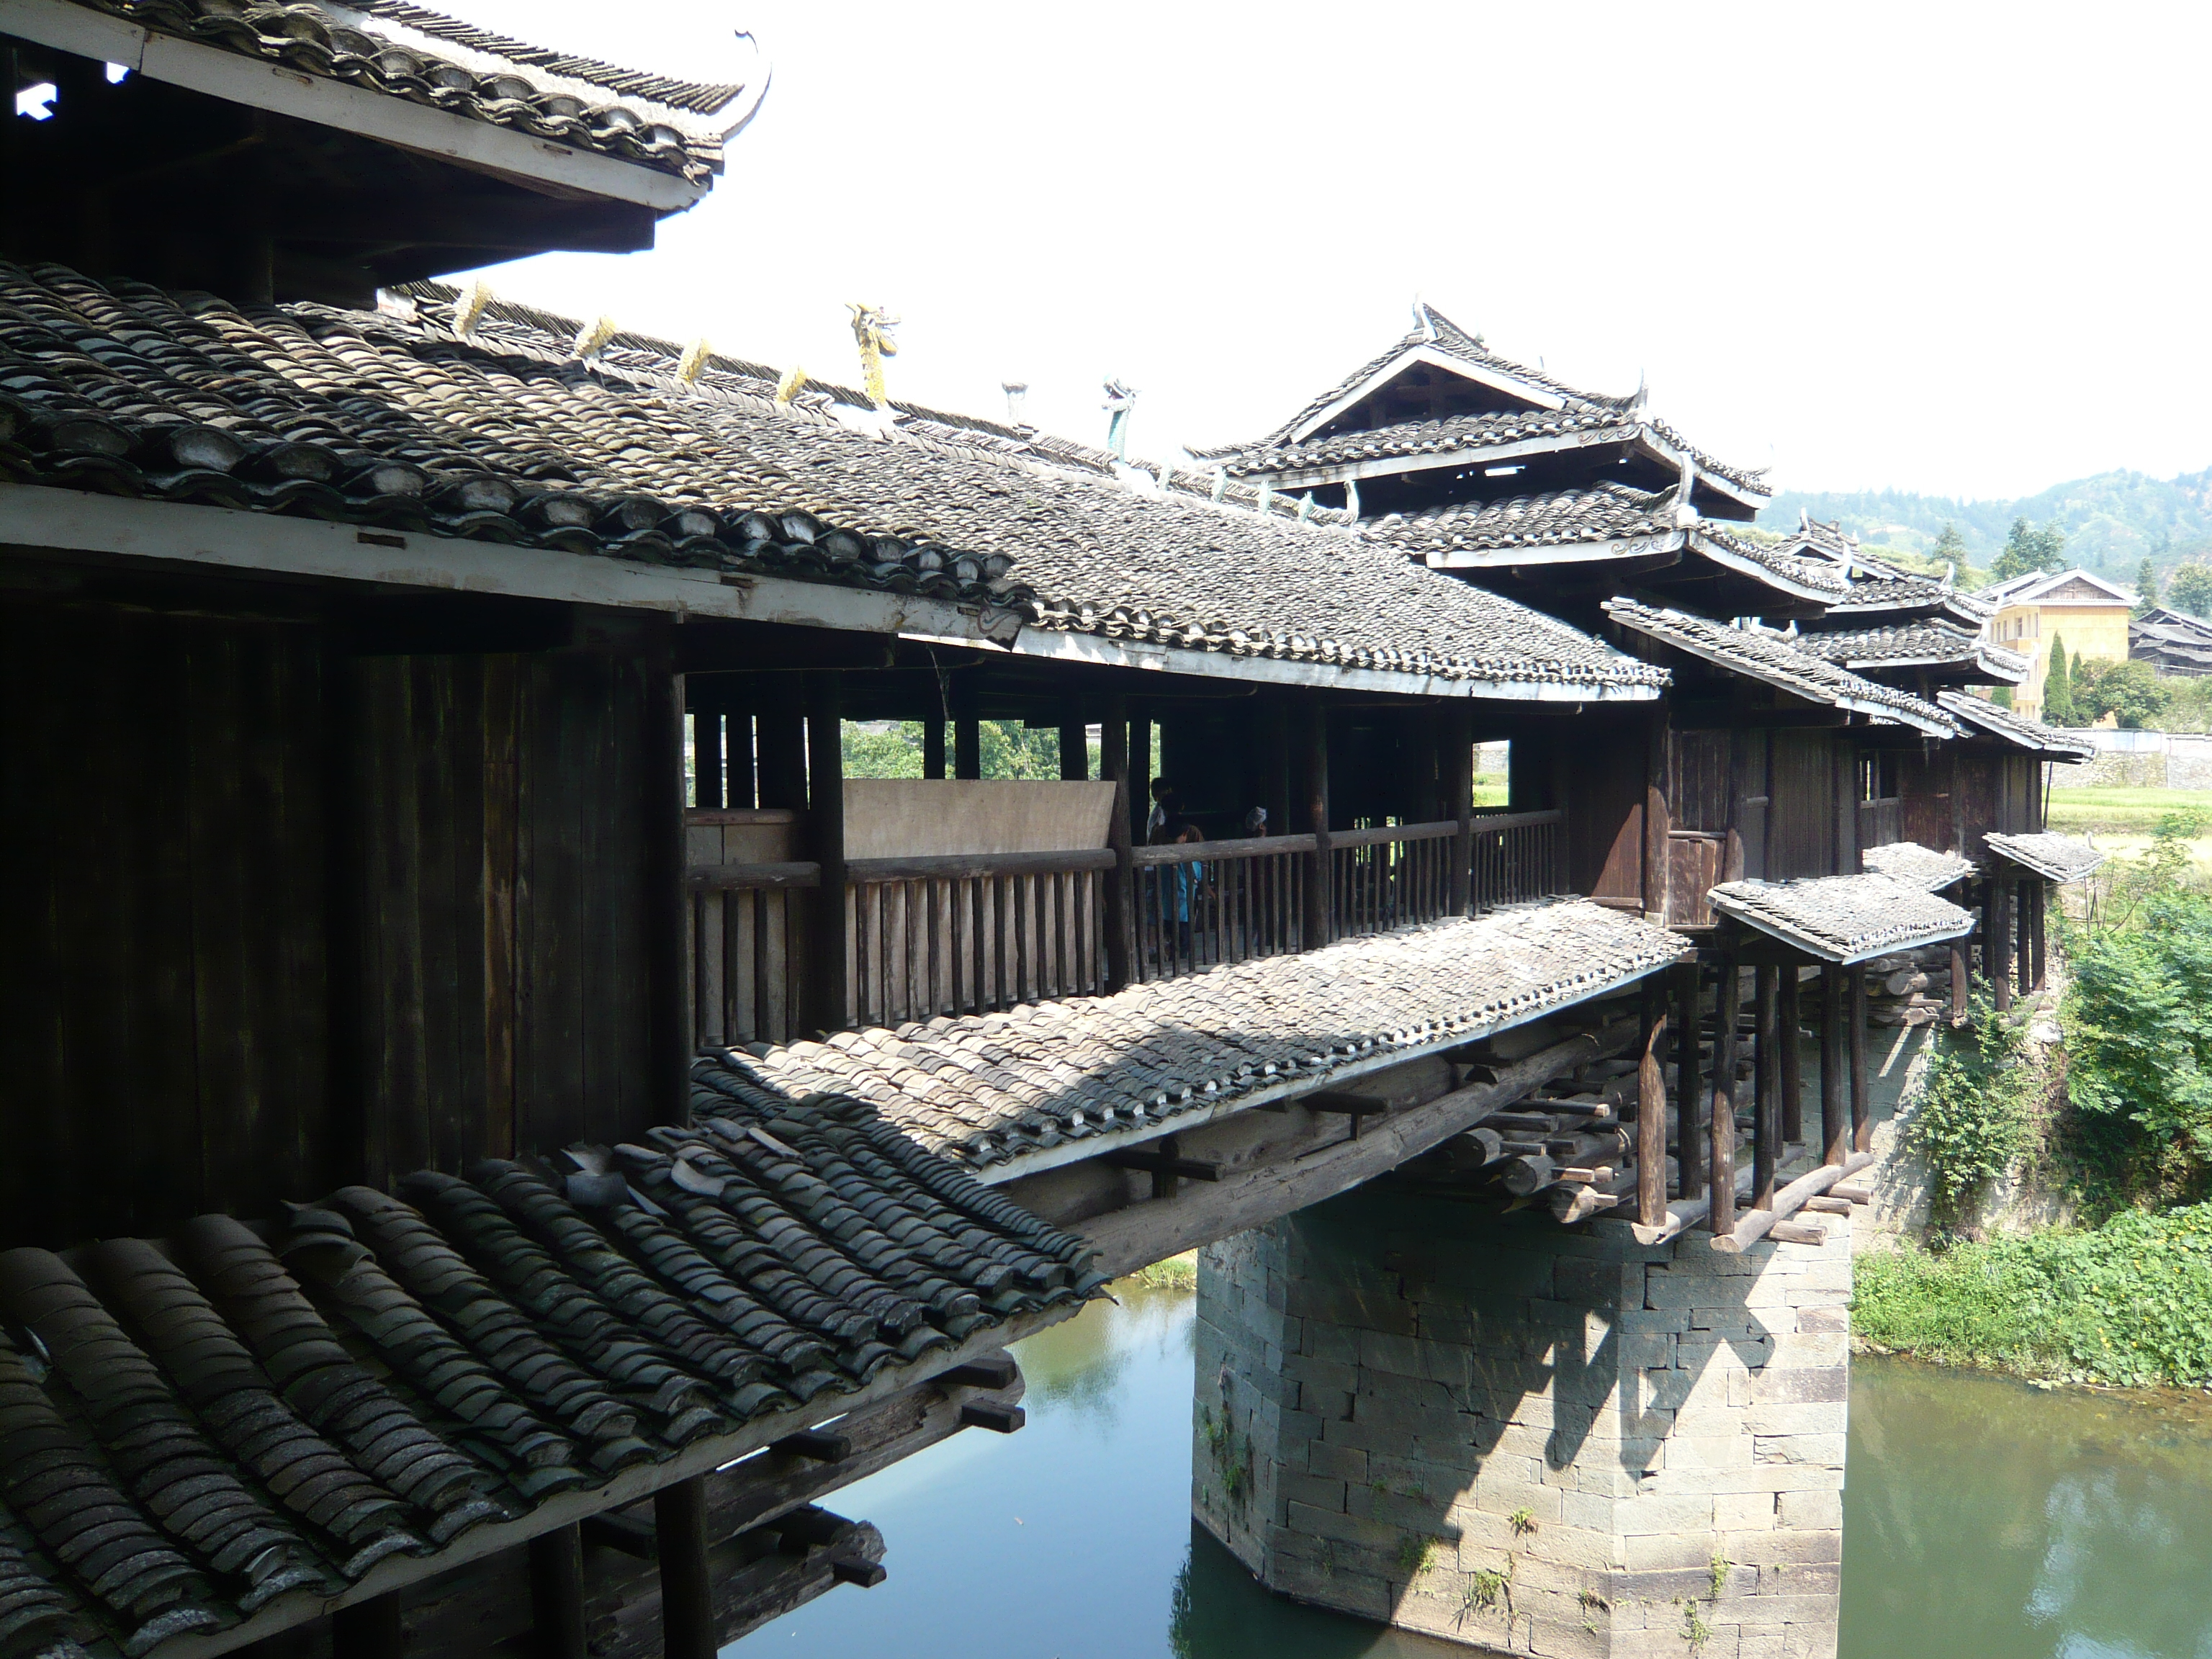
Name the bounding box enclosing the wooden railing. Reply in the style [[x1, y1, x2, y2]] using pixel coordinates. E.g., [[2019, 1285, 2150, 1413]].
[[1469, 809, 1565, 912], [687, 806, 1571, 1040], [846, 848, 1113, 1029], [1132, 834, 1313, 982]]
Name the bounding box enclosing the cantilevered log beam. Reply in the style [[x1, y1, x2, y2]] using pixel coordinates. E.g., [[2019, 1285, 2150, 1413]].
[[1710, 1150, 1876, 1254], [1637, 980, 1667, 1226]]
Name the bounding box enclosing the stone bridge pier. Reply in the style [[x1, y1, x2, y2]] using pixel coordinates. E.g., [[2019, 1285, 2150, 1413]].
[[1194, 1188, 1851, 1658]]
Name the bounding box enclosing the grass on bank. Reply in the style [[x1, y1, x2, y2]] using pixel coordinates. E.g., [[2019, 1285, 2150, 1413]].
[[2048, 786, 2212, 835], [1854, 1206, 2212, 1390], [1125, 1251, 1197, 1292]]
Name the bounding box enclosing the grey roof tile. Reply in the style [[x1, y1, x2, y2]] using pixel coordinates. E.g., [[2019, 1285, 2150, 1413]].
[[1936, 692, 2097, 760], [730, 901, 1691, 1172], [1794, 621, 2028, 683], [1984, 831, 2106, 882], [1861, 842, 1976, 891], [1601, 601, 1960, 737], [1708, 873, 1976, 963], [59, 0, 754, 184]]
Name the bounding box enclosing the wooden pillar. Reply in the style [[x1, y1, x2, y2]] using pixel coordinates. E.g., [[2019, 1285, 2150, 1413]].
[[726, 706, 755, 809], [691, 709, 722, 809], [1949, 937, 1969, 1024], [1753, 964, 1780, 1210], [1261, 702, 1291, 840], [1673, 962, 1704, 1199], [1300, 697, 1332, 948], [1779, 965, 1804, 1144], [2016, 880, 2035, 996], [655, 1476, 716, 1659], [1642, 707, 1668, 920], [332, 1594, 403, 1659], [650, 651, 692, 1126], [1820, 964, 1848, 1165], [2031, 883, 2049, 992], [805, 672, 848, 1036], [756, 681, 807, 810], [1709, 956, 1739, 1236], [529, 1523, 586, 1659], [1448, 704, 1475, 917], [1977, 878, 1995, 993], [923, 716, 946, 780], [1102, 696, 1133, 993], [1059, 700, 1088, 781], [1637, 977, 1667, 1226], [953, 680, 981, 781], [1850, 965, 1871, 1155], [1992, 880, 2013, 1013], [1131, 708, 1154, 840]]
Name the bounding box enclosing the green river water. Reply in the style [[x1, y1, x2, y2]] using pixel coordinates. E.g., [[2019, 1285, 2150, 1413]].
[[731, 1284, 2212, 1658]]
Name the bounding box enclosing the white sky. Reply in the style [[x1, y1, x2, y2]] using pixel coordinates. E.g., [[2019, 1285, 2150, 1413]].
[[448, 1, 2212, 503]]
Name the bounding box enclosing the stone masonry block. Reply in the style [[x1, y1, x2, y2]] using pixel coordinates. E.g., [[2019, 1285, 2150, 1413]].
[[1778, 1490, 1843, 1531]]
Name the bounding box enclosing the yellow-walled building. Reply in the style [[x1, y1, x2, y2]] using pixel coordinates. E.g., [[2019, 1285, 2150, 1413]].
[[1980, 567, 2136, 722]]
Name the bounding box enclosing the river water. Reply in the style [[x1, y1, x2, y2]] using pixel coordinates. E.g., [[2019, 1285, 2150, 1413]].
[[731, 1283, 2212, 1659]]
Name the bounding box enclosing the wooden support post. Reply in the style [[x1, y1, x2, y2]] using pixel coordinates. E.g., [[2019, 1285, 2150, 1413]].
[[1673, 962, 1704, 1199], [1102, 696, 1133, 992], [1449, 704, 1475, 917], [1850, 965, 1871, 1154], [529, 1523, 586, 1659], [1753, 964, 1780, 1210], [692, 709, 722, 810], [923, 716, 946, 780], [2031, 882, 2049, 992], [805, 672, 848, 1036], [1300, 697, 1332, 948], [1709, 956, 1739, 1236], [1950, 938, 1969, 1024], [1059, 700, 1088, 781], [1992, 880, 2014, 1013], [1642, 706, 1668, 921], [332, 1593, 403, 1659], [1637, 976, 1667, 1226], [1977, 878, 1995, 993], [727, 705, 755, 809], [1780, 965, 1804, 1144], [953, 682, 981, 781], [2015, 878, 2033, 996], [1820, 964, 1848, 1165], [757, 682, 807, 810], [652, 649, 691, 1126], [1131, 707, 1153, 840], [655, 1476, 716, 1659]]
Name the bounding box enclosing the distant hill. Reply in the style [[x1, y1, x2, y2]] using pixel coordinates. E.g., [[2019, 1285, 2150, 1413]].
[[1759, 468, 2212, 574]]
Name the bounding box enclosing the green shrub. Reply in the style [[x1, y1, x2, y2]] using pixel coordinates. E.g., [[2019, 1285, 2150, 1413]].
[[1902, 995, 2036, 1223], [1853, 1205, 2212, 1388]]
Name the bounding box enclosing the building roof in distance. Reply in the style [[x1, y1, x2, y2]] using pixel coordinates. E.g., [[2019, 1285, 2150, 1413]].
[[1794, 621, 2029, 684], [0, 1093, 1099, 1656], [2132, 606, 2212, 674], [0, 262, 1665, 701], [1601, 601, 1960, 737], [1935, 692, 2098, 761], [1982, 567, 2138, 610], [729, 900, 1691, 1178], [1984, 830, 2107, 883], [42, 0, 766, 192], [1861, 842, 1977, 891], [1708, 872, 1977, 963]]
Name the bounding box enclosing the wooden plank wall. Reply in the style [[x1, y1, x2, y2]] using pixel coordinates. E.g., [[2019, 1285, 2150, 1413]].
[[0, 598, 330, 1246], [1767, 732, 1836, 880]]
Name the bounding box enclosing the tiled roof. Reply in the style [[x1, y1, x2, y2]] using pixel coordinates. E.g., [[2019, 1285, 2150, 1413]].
[[59, 0, 760, 185], [1935, 692, 2097, 761], [0, 262, 1664, 697], [1984, 831, 2107, 883], [1708, 873, 1976, 963], [729, 900, 1691, 1174], [2131, 608, 2212, 674], [1197, 305, 1637, 458], [1861, 842, 1976, 891], [1793, 621, 2028, 683], [0, 1098, 1096, 1655], [1365, 486, 1848, 602], [1600, 601, 1960, 737], [1210, 406, 1767, 496]]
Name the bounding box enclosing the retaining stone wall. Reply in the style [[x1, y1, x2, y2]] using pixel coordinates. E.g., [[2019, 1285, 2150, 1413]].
[[1196, 1187, 1850, 1658]]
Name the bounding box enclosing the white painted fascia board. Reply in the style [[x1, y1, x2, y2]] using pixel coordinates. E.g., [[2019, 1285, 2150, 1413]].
[[1422, 531, 1684, 570], [0, 0, 704, 212], [971, 950, 1678, 1186], [1285, 345, 1571, 445], [983, 623, 1663, 704], [0, 482, 1017, 643]]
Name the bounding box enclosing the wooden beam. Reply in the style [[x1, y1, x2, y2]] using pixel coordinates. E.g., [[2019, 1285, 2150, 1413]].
[[1779, 964, 1804, 1144], [1753, 965, 1780, 1210], [953, 678, 981, 781], [1849, 966, 1871, 1155], [1820, 963, 1847, 1165], [1949, 937, 1968, 1024], [1709, 1149, 1876, 1254], [804, 672, 848, 1035], [1301, 696, 1332, 947], [922, 716, 946, 780], [1098, 1141, 1222, 1187], [528, 1524, 585, 1659], [1673, 962, 1704, 1199], [332, 1595, 403, 1659], [2031, 881, 2049, 992], [1449, 702, 1475, 917], [1059, 699, 1088, 781], [1768, 1220, 1827, 1246], [1709, 956, 1739, 1236], [770, 1430, 851, 1464], [1101, 696, 1133, 993], [1636, 979, 1667, 1226], [655, 1478, 715, 1659], [692, 710, 723, 811], [1992, 879, 2014, 1014]]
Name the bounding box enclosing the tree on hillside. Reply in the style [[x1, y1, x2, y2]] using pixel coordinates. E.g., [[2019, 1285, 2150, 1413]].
[[2043, 637, 2078, 726], [2136, 556, 2160, 617], [2166, 560, 2212, 618], [2074, 657, 2170, 729], [1990, 516, 2067, 583], [1930, 523, 1968, 572]]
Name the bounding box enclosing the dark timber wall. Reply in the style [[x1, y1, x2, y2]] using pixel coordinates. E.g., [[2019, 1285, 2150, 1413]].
[[0, 594, 678, 1248]]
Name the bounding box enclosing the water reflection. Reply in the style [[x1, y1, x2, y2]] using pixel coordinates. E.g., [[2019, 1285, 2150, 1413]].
[[732, 1284, 2212, 1659]]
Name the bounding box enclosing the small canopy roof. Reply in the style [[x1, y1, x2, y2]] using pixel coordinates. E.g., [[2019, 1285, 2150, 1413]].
[[1708, 873, 1977, 963], [1984, 832, 2106, 883], [1936, 693, 2096, 761], [1862, 842, 1977, 891], [1795, 621, 2028, 686]]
